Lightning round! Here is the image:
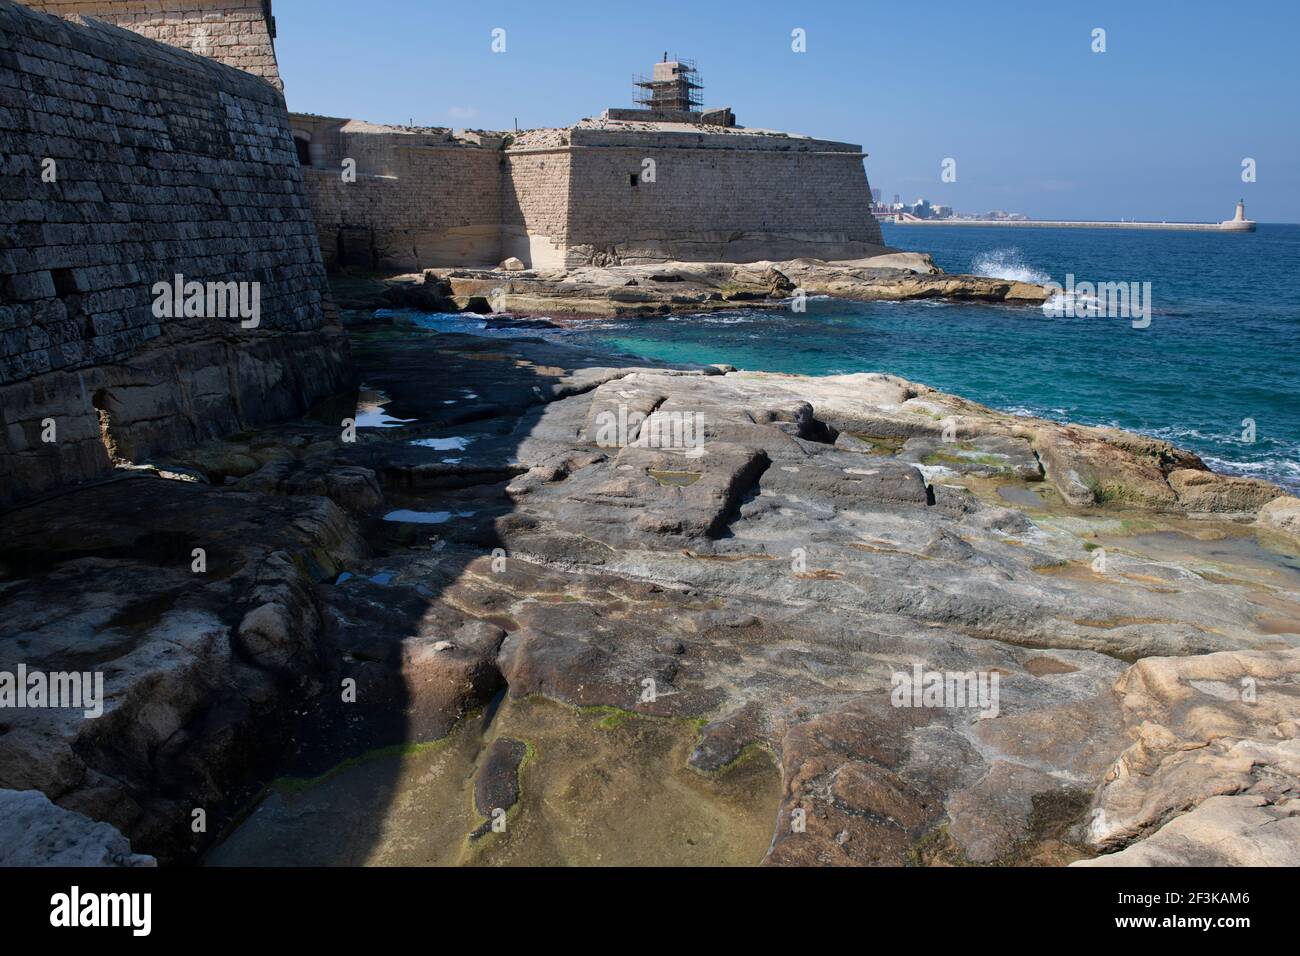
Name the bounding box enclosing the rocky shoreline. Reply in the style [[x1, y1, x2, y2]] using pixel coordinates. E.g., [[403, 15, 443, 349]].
[[6, 0, 1290, 875], [2, 309, 1298, 867], [361, 252, 1052, 318]]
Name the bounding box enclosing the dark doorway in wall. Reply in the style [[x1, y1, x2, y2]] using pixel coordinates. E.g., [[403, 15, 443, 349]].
[[294, 135, 312, 167], [337, 226, 378, 270]]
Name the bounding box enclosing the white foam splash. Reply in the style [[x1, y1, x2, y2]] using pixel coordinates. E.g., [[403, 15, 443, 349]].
[[970, 248, 1051, 285]]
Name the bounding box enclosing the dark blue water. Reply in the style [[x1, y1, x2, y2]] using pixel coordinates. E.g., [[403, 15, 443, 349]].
[[550, 223, 1300, 491]]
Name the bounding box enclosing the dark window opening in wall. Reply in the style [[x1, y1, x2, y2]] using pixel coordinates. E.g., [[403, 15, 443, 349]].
[[51, 268, 88, 333], [293, 135, 311, 167], [51, 268, 79, 297], [629, 173, 639, 187]]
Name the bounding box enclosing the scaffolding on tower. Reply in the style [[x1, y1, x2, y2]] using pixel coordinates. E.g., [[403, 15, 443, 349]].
[[632, 57, 704, 113]]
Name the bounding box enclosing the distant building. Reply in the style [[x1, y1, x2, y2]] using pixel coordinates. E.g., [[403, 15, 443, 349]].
[[869, 188, 895, 222]]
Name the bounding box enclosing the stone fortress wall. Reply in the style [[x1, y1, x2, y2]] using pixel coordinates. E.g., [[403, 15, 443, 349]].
[[1, 2, 884, 502], [297, 116, 887, 272], [500, 145, 573, 271], [558, 124, 883, 267], [29, 1, 887, 274], [22, 0, 282, 89], [0, 0, 349, 506], [292, 116, 504, 271]]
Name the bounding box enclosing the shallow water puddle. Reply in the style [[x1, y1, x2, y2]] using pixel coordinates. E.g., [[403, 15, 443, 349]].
[[848, 434, 905, 456], [997, 485, 1047, 510], [410, 436, 474, 452], [207, 697, 781, 867], [1099, 530, 1300, 590], [648, 469, 702, 488], [354, 387, 417, 428], [382, 509, 476, 524]]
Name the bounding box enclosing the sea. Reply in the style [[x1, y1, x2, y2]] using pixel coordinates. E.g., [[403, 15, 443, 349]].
[[412, 223, 1300, 492]]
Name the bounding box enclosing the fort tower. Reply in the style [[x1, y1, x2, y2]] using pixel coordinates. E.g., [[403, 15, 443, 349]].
[[20, 0, 282, 89], [635, 56, 704, 113]]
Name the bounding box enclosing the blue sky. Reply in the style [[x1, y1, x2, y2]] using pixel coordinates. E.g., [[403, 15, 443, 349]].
[[275, 0, 1299, 222]]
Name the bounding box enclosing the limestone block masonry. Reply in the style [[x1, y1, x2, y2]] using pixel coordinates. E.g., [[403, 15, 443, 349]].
[[0, 0, 351, 507], [294, 119, 504, 270], [295, 116, 889, 272], [553, 125, 886, 268], [21, 0, 282, 90]]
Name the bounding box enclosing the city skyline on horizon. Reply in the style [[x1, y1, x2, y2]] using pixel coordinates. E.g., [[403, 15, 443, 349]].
[[272, 0, 1299, 224]]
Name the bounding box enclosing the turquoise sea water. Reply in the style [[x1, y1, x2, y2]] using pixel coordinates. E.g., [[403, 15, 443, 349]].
[[553, 223, 1300, 492]]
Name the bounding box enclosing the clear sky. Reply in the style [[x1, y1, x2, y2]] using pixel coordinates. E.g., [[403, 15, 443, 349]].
[[274, 0, 1299, 222]]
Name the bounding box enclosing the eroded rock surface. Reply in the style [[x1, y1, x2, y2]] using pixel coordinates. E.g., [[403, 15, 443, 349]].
[[1074, 795, 1300, 866], [1257, 495, 1300, 547], [0, 479, 367, 862], [381, 254, 1050, 317], [3, 325, 1296, 867], [1078, 649, 1300, 862], [0, 789, 156, 868]]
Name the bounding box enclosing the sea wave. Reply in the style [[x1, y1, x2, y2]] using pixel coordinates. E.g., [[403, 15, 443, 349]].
[[664, 309, 770, 325], [1202, 457, 1300, 493], [407, 312, 566, 339], [697, 314, 759, 325], [999, 407, 1300, 493], [970, 248, 1051, 285], [1146, 424, 1247, 446], [1040, 291, 1103, 316]]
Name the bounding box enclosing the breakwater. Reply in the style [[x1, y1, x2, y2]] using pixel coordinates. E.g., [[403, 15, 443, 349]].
[[893, 218, 1254, 232], [890, 201, 1258, 233]]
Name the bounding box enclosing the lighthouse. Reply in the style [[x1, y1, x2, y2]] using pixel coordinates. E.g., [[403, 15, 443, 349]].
[[1220, 200, 1257, 232]]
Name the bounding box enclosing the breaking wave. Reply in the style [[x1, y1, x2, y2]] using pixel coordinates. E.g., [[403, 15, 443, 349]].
[[1203, 456, 1300, 494], [970, 248, 1051, 285]]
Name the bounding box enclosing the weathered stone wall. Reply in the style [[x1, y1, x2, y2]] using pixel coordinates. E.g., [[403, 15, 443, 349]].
[[561, 126, 885, 265], [295, 119, 503, 270], [21, 0, 281, 89], [294, 120, 886, 271], [0, 1, 351, 506], [501, 148, 573, 270]]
